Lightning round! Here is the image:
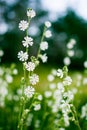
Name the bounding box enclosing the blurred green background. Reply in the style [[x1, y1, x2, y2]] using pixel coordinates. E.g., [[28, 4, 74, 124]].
[[0, 0, 87, 69]]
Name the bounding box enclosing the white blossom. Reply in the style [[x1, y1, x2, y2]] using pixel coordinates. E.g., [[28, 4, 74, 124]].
[[24, 86, 35, 98], [34, 104, 41, 111], [57, 69, 63, 78], [26, 62, 35, 71], [47, 74, 54, 82], [57, 82, 64, 93], [22, 36, 33, 48], [45, 21, 51, 28], [40, 41, 48, 51], [18, 51, 28, 62], [27, 9, 36, 18], [49, 83, 56, 89], [29, 74, 39, 85], [39, 54, 48, 63], [67, 43, 73, 49], [0, 50, 4, 57], [44, 91, 52, 98], [83, 78, 87, 85], [63, 113, 70, 126], [45, 30, 52, 38], [63, 57, 71, 66], [5, 74, 13, 83], [13, 69, 18, 75], [63, 76, 72, 86], [84, 61, 87, 68], [67, 50, 74, 57], [70, 39, 76, 45], [67, 39, 76, 49], [37, 95, 43, 101], [19, 20, 28, 31], [81, 103, 87, 119]]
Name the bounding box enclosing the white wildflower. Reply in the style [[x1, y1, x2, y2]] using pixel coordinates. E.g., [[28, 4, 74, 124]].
[[18, 51, 28, 62], [45, 30, 52, 38], [81, 103, 87, 119], [49, 83, 56, 89], [84, 61, 87, 68], [0, 50, 4, 57], [47, 74, 54, 82], [13, 69, 18, 75], [45, 21, 51, 28], [67, 43, 73, 49], [40, 41, 48, 51], [5, 74, 13, 83], [19, 20, 28, 31], [34, 104, 41, 111], [37, 95, 43, 101], [0, 86, 8, 97], [24, 86, 35, 98], [29, 74, 39, 85], [67, 50, 74, 57], [51, 69, 57, 76], [26, 62, 35, 71], [39, 54, 48, 63], [57, 69, 63, 78], [63, 113, 70, 126], [22, 36, 33, 48], [63, 76, 72, 86], [83, 78, 87, 85], [70, 39, 76, 45], [44, 91, 52, 98], [27, 9, 36, 18], [63, 57, 71, 66], [57, 82, 64, 93], [67, 39, 76, 49]]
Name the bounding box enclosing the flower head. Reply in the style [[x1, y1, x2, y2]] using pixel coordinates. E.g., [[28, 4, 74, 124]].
[[27, 9, 36, 18], [39, 54, 48, 63], [63, 76, 72, 86], [18, 51, 28, 62], [45, 21, 51, 28], [30, 74, 39, 85], [47, 74, 54, 82], [22, 36, 33, 48], [67, 50, 74, 57], [84, 61, 87, 68], [34, 104, 41, 111], [19, 20, 28, 31], [63, 57, 71, 66], [45, 30, 52, 38], [40, 41, 48, 51], [57, 69, 63, 78], [24, 86, 35, 98], [0, 50, 4, 57], [26, 62, 35, 71]]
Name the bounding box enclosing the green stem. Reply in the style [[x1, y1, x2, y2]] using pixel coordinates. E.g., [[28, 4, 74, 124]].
[[37, 26, 47, 59]]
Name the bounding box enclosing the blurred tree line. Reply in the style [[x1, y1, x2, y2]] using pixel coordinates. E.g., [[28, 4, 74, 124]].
[[0, 0, 87, 68]]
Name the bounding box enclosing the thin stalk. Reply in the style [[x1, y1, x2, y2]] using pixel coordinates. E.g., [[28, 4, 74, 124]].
[[37, 25, 47, 59], [72, 105, 82, 130]]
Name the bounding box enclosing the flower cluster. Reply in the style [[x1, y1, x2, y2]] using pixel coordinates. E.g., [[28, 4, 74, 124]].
[[45, 66, 78, 128], [0, 64, 18, 107], [17, 8, 52, 130], [63, 38, 76, 66], [81, 103, 87, 120]]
